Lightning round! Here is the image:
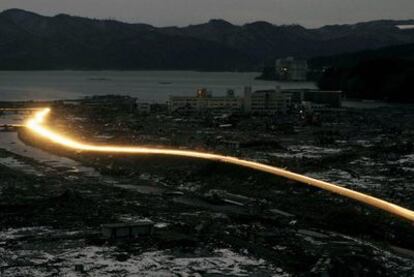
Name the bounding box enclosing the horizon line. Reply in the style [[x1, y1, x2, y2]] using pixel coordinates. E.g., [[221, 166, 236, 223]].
[[1, 8, 414, 30]]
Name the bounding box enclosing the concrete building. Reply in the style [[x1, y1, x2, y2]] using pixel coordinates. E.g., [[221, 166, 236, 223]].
[[275, 57, 308, 81], [169, 88, 243, 113], [169, 87, 293, 115], [282, 89, 343, 107], [244, 86, 291, 114], [101, 221, 154, 239], [169, 87, 342, 115], [136, 102, 151, 114]]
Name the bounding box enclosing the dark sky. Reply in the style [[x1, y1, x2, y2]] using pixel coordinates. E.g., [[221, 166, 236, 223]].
[[1, 0, 413, 27]]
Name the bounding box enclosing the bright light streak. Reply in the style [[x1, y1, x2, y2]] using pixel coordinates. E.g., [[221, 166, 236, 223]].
[[25, 108, 414, 222]]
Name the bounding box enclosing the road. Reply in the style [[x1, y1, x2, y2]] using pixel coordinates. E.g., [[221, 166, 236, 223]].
[[25, 108, 414, 222]]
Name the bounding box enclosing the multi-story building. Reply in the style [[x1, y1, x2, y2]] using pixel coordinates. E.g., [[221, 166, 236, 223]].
[[169, 87, 341, 115], [275, 57, 308, 81], [169, 88, 243, 113], [282, 89, 343, 107], [136, 102, 151, 114], [244, 86, 291, 114]]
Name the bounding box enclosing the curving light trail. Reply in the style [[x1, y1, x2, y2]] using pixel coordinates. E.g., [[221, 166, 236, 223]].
[[25, 108, 414, 222]]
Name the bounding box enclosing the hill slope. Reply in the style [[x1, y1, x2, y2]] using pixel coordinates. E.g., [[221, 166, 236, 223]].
[[314, 43, 414, 102], [0, 9, 414, 70]]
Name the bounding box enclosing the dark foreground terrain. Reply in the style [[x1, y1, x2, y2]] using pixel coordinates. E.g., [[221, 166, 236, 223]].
[[1, 102, 414, 276]]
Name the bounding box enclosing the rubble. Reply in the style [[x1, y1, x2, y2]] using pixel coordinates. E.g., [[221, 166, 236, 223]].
[[1, 100, 414, 275]]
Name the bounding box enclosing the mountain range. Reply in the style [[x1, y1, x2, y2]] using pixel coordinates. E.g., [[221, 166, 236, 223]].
[[1, 9, 414, 71]]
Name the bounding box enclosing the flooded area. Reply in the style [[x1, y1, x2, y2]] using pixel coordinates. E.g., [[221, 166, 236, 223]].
[[0, 113, 99, 177], [0, 156, 42, 176]]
